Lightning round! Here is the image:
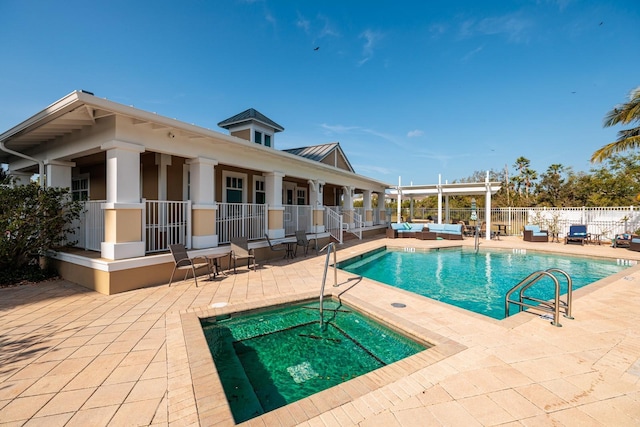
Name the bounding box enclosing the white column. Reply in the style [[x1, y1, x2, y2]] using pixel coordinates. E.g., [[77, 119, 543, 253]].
[[363, 190, 373, 226], [45, 160, 75, 189], [187, 157, 218, 248], [437, 175, 443, 224], [396, 176, 401, 223], [308, 180, 325, 233], [485, 171, 492, 240], [342, 185, 355, 228], [100, 140, 145, 260], [265, 171, 285, 238]]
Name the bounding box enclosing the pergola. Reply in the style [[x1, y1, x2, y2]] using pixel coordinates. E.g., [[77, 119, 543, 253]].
[[387, 173, 502, 240]]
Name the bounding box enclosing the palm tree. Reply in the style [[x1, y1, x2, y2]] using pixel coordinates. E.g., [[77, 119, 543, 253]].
[[591, 87, 640, 163]]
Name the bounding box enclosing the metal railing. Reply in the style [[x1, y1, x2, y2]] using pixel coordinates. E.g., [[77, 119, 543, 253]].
[[216, 202, 266, 243], [72, 200, 105, 251], [283, 204, 313, 235], [145, 200, 191, 253], [325, 208, 343, 244]]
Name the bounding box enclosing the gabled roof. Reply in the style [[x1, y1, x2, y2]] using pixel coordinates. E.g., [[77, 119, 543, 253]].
[[217, 108, 284, 132], [283, 142, 355, 173]]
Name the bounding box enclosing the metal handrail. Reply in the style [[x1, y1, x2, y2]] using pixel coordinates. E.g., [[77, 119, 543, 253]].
[[319, 242, 338, 329], [504, 268, 573, 327]]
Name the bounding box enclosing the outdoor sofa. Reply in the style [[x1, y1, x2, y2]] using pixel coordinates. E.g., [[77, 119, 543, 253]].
[[387, 222, 436, 240], [629, 236, 640, 252], [523, 225, 549, 242]]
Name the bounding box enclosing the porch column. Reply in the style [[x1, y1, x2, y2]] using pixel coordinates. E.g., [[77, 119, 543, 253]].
[[485, 172, 492, 240], [45, 160, 75, 189], [265, 171, 285, 238], [100, 140, 145, 260], [377, 192, 387, 224], [437, 174, 443, 224], [187, 157, 218, 248], [342, 186, 355, 228], [308, 180, 325, 233], [363, 190, 373, 226], [155, 153, 171, 201]]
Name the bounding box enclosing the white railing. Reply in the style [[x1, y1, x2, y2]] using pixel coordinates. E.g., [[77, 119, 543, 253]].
[[72, 200, 105, 251], [398, 206, 640, 240], [343, 209, 363, 240], [145, 200, 191, 253], [325, 208, 343, 244], [216, 202, 266, 243], [283, 204, 314, 235]]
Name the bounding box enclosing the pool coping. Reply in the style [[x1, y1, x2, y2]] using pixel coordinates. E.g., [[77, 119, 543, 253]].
[[179, 291, 467, 426]]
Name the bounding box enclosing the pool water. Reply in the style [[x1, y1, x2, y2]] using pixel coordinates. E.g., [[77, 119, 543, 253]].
[[201, 300, 427, 423], [339, 247, 630, 319]]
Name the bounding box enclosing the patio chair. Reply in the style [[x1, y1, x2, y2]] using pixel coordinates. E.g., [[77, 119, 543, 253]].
[[168, 244, 211, 287], [229, 236, 256, 273], [523, 225, 549, 242], [294, 230, 317, 256], [265, 233, 288, 258], [565, 225, 589, 245]]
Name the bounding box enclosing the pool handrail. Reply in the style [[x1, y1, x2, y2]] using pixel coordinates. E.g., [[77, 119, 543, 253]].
[[319, 242, 338, 328], [504, 268, 573, 327]]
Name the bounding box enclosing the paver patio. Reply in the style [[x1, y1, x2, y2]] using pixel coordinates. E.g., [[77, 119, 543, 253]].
[[1, 235, 639, 426]]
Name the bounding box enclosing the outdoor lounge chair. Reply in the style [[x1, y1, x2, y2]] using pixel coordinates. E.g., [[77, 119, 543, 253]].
[[612, 233, 632, 248], [629, 236, 640, 252], [229, 237, 256, 273], [565, 225, 589, 245], [168, 244, 211, 287], [265, 233, 288, 258], [523, 225, 549, 242], [294, 230, 317, 256]]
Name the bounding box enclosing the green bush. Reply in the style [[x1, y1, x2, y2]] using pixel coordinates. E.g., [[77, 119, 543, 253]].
[[0, 181, 82, 285]]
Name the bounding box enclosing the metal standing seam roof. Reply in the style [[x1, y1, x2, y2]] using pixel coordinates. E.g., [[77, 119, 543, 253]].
[[217, 108, 284, 132], [282, 142, 355, 172]]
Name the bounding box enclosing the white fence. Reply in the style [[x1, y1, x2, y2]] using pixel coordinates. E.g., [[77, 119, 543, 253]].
[[324, 208, 343, 244], [401, 206, 639, 240]]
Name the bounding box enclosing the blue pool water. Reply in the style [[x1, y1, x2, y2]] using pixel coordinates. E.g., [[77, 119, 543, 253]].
[[338, 247, 630, 319]]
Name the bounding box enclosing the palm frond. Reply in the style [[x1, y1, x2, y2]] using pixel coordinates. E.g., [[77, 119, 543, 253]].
[[591, 135, 640, 163]]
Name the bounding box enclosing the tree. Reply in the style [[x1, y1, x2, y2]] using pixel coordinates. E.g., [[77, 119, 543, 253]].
[[591, 87, 640, 163], [0, 182, 82, 277], [536, 164, 567, 207]]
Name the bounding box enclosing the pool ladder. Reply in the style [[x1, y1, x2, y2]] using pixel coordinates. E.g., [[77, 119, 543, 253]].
[[504, 268, 574, 327], [319, 242, 338, 328]]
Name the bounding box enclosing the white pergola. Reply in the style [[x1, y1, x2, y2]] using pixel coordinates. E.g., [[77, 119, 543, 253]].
[[388, 172, 502, 240]]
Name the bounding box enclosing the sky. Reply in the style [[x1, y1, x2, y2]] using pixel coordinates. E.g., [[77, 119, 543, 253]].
[[1, 0, 639, 186]]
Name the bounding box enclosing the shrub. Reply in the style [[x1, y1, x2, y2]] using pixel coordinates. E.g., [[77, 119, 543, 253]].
[[0, 181, 82, 285]]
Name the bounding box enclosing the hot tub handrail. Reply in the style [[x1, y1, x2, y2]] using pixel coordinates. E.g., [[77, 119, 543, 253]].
[[319, 242, 338, 328]]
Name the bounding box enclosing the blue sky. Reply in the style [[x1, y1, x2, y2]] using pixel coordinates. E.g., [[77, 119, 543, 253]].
[[1, 0, 639, 186]]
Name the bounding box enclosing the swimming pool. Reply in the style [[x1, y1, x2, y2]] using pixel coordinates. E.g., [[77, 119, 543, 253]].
[[338, 247, 631, 319], [201, 299, 427, 423]]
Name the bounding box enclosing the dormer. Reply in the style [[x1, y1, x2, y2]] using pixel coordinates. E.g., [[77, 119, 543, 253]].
[[217, 108, 284, 148]]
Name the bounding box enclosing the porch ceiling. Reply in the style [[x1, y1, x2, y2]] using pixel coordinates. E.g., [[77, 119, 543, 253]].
[[1, 105, 113, 161]]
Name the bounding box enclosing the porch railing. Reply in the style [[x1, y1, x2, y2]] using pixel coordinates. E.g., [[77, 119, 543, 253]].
[[216, 202, 266, 244], [283, 204, 314, 235], [325, 208, 343, 244], [73, 200, 105, 251], [144, 200, 191, 253]]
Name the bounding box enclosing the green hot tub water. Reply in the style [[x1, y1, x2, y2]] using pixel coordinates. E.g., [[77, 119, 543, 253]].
[[201, 300, 427, 423]]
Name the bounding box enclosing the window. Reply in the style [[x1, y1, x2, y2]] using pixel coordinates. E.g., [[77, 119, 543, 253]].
[[264, 134, 271, 147], [254, 178, 265, 204], [254, 131, 262, 144], [223, 171, 247, 203], [71, 174, 89, 201], [297, 188, 306, 205]]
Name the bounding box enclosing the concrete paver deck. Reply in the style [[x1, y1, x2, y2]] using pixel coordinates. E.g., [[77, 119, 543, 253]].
[[1, 235, 639, 426]]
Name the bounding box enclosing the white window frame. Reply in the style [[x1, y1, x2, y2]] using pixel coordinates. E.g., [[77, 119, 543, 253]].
[[71, 173, 90, 201], [253, 176, 266, 204], [296, 187, 307, 205], [222, 170, 247, 203]]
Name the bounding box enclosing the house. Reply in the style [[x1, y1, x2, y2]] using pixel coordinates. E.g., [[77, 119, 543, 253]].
[[0, 90, 391, 294]]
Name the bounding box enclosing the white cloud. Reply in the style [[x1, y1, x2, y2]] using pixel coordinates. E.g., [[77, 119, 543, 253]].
[[407, 129, 424, 138], [459, 13, 533, 43], [461, 45, 484, 62], [296, 13, 310, 33], [358, 29, 384, 66]]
